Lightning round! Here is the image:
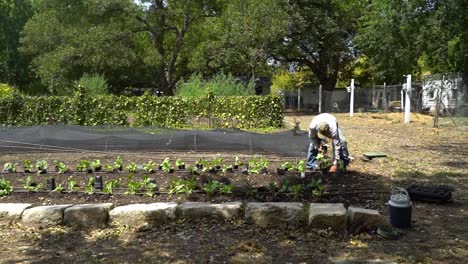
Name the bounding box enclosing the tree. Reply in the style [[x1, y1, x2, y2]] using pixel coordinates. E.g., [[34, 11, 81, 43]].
[[20, 0, 141, 94], [0, 0, 35, 89], [356, 0, 467, 83], [135, 0, 222, 95], [187, 0, 288, 79], [270, 0, 361, 91]]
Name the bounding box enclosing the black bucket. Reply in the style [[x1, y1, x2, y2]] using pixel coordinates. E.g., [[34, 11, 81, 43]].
[[388, 187, 412, 229]]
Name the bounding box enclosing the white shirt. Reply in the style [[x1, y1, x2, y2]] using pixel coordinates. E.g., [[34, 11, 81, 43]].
[[309, 113, 341, 164]]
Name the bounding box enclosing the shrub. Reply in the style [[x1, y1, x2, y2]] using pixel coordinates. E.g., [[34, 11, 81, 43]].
[[74, 73, 109, 95], [176, 73, 255, 97]]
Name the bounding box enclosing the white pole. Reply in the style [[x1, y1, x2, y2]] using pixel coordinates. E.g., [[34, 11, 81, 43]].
[[350, 79, 355, 117], [400, 88, 404, 110], [318, 84, 322, 113], [297, 87, 301, 111], [405, 75, 411, 124]]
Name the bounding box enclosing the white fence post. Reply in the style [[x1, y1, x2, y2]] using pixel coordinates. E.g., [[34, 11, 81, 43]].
[[349, 79, 355, 117], [404, 75, 411, 124], [318, 85, 322, 113]]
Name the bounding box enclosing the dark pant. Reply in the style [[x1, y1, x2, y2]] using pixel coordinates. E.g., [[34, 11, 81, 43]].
[[306, 128, 349, 169]]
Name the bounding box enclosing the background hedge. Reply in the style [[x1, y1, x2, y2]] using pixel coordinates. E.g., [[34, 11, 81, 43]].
[[0, 92, 283, 129]]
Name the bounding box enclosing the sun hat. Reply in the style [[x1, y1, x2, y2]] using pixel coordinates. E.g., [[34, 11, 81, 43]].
[[317, 122, 330, 139]]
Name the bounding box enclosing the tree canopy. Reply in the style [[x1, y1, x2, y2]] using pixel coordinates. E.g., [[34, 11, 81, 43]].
[[0, 0, 464, 94]]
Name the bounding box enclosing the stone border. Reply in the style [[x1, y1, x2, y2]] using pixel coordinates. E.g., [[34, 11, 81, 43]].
[[0, 202, 385, 231]]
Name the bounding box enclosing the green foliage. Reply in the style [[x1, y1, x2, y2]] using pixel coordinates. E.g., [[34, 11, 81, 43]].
[[160, 158, 172, 173], [67, 176, 78, 192], [54, 160, 68, 174], [219, 184, 233, 194], [20, 176, 42, 192], [168, 177, 197, 195], [0, 93, 282, 129], [176, 73, 255, 97], [248, 156, 269, 174], [126, 162, 138, 173], [0, 83, 16, 98], [203, 180, 221, 195], [0, 178, 13, 196], [114, 156, 123, 170], [35, 159, 48, 172], [175, 158, 185, 167], [75, 73, 109, 95], [143, 160, 157, 173], [23, 159, 32, 172], [85, 177, 95, 195], [103, 179, 120, 194], [308, 179, 326, 198], [91, 160, 101, 170], [3, 162, 17, 172], [267, 181, 278, 196], [77, 160, 91, 172], [52, 184, 65, 193], [290, 184, 303, 198], [316, 153, 332, 170]]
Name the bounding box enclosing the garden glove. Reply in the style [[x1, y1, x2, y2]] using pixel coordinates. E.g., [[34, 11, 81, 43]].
[[329, 165, 338, 173]]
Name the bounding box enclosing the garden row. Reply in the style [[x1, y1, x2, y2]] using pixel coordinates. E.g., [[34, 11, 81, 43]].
[[2, 155, 333, 175], [0, 92, 283, 128]]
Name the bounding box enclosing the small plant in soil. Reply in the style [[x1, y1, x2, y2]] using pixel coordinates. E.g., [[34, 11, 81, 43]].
[[290, 184, 303, 198], [51, 184, 65, 193], [113, 156, 123, 171], [35, 160, 49, 174], [104, 164, 114, 173], [54, 160, 69, 174], [20, 176, 42, 192], [91, 160, 102, 172], [0, 178, 13, 196], [103, 179, 120, 194], [203, 180, 220, 195], [308, 179, 326, 198], [280, 161, 293, 171], [145, 181, 158, 197], [279, 180, 290, 193], [316, 153, 332, 173], [175, 158, 185, 170], [23, 159, 33, 173], [85, 177, 95, 194], [186, 165, 198, 175], [160, 158, 173, 173], [222, 164, 233, 173], [219, 184, 234, 194], [233, 156, 242, 169], [196, 158, 207, 169], [245, 182, 258, 197], [211, 157, 224, 170], [67, 176, 78, 192], [126, 162, 138, 173], [267, 182, 279, 196], [125, 180, 141, 195], [77, 160, 92, 173], [169, 177, 196, 195], [3, 162, 18, 173], [143, 160, 157, 173]]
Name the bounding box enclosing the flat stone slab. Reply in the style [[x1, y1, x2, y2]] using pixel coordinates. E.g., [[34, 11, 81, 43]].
[[0, 203, 32, 223], [177, 202, 242, 220], [245, 202, 305, 227], [22, 204, 73, 227], [109, 203, 177, 228], [348, 207, 385, 234], [64, 203, 114, 228], [309, 203, 347, 231]]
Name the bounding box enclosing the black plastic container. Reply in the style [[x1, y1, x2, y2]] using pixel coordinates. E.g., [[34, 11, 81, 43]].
[[46, 178, 56, 190], [94, 175, 103, 191], [407, 185, 453, 203]]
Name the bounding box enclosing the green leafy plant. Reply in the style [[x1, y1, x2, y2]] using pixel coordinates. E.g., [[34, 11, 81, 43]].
[[279, 180, 290, 193], [267, 182, 279, 196], [125, 181, 141, 195], [316, 153, 332, 170], [309, 179, 326, 198], [91, 160, 102, 171], [20, 176, 42, 192], [0, 178, 13, 196], [219, 184, 234, 194], [175, 158, 185, 168], [203, 180, 220, 195], [290, 184, 303, 198], [103, 179, 120, 194], [280, 161, 293, 171], [248, 156, 268, 174], [211, 157, 224, 168], [222, 164, 233, 173], [77, 160, 91, 172], [35, 160, 49, 173], [3, 162, 18, 173], [295, 159, 306, 173], [187, 165, 198, 175], [52, 184, 65, 193], [104, 164, 114, 173], [160, 158, 173, 173], [126, 162, 138, 173], [54, 160, 69, 174], [145, 182, 158, 197], [67, 176, 78, 192], [114, 156, 123, 170], [23, 159, 33, 172], [143, 160, 157, 173], [169, 177, 196, 195], [85, 177, 95, 194]]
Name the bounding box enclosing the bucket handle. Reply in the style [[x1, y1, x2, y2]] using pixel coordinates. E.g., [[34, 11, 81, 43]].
[[392, 187, 409, 197]]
